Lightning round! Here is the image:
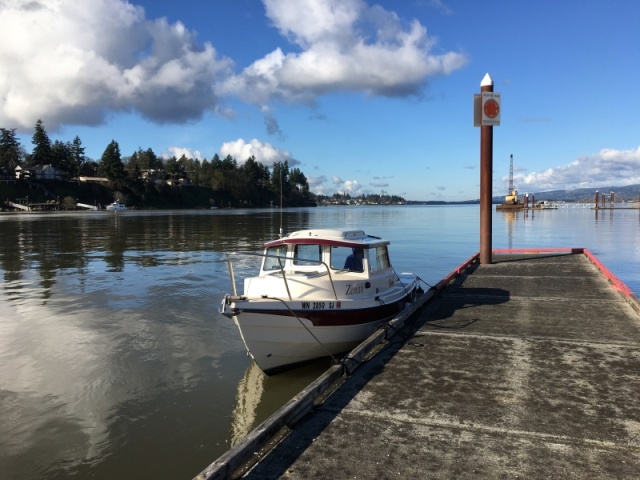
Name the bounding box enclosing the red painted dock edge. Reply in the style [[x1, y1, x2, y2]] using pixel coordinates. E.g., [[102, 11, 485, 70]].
[[434, 252, 480, 291], [491, 248, 639, 307]]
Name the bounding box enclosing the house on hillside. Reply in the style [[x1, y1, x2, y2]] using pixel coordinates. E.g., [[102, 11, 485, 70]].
[[1, 167, 14, 181], [15, 165, 66, 181], [140, 169, 165, 185], [33, 165, 65, 181], [15, 165, 29, 179]]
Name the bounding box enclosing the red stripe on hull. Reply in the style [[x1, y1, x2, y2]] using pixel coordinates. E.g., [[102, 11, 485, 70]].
[[240, 300, 406, 326]]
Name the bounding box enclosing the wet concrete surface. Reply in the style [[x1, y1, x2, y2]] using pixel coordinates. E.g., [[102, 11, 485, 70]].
[[244, 253, 640, 479]]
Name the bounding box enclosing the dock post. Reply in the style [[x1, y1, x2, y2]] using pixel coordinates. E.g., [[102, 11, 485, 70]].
[[595, 191, 599, 209], [480, 74, 494, 264]]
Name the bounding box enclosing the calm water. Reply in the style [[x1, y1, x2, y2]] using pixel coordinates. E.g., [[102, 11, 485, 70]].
[[0, 206, 638, 479]]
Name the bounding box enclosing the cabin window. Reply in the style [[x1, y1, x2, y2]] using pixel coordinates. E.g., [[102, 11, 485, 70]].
[[293, 244, 322, 266], [330, 246, 365, 272], [369, 246, 390, 273], [263, 245, 287, 271]]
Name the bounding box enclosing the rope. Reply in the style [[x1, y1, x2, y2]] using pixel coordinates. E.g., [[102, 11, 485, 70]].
[[416, 275, 435, 290], [268, 296, 338, 364]]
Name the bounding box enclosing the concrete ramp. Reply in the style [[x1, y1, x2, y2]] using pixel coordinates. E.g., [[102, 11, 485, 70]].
[[76, 202, 99, 210], [7, 202, 29, 211]]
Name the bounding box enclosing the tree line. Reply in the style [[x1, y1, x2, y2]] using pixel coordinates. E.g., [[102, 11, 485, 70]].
[[0, 119, 314, 208]]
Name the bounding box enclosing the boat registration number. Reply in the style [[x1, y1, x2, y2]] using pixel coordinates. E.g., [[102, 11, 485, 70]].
[[301, 301, 342, 310]]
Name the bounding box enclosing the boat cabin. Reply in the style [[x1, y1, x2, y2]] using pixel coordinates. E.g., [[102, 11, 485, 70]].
[[260, 229, 391, 277]]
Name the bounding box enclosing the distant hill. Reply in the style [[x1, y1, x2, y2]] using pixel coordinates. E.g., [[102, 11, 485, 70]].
[[491, 184, 640, 203]]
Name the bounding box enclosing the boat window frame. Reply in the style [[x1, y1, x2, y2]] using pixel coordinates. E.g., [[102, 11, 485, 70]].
[[330, 245, 367, 272], [293, 243, 323, 267], [369, 245, 391, 274], [262, 245, 288, 271]]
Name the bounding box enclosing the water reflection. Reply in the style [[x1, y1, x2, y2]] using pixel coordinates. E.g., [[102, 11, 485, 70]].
[[230, 359, 329, 447], [231, 362, 266, 446], [0, 210, 314, 298], [0, 206, 638, 480]]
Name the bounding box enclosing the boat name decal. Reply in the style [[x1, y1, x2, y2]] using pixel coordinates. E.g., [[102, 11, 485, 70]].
[[301, 301, 342, 309], [345, 283, 364, 295]]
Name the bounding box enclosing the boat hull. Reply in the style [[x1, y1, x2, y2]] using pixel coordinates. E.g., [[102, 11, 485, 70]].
[[220, 228, 422, 374], [224, 283, 419, 374]]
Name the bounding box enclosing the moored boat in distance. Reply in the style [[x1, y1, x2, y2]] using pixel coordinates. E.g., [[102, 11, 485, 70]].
[[536, 200, 558, 209], [105, 201, 127, 211], [220, 229, 422, 375]]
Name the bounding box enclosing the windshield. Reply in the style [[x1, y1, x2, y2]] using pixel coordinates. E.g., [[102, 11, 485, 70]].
[[263, 245, 287, 271], [331, 246, 365, 272]]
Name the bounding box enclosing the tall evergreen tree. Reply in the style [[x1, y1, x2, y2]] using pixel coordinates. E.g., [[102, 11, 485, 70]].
[[165, 155, 187, 185], [240, 156, 271, 205], [210, 153, 222, 170], [69, 136, 85, 178], [0, 128, 22, 170], [271, 161, 290, 203], [126, 150, 139, 175], [31, 119, 51, 166], [289, 168, 309, 194], [138, 147, 162, 170], [221, 154, 237, 170], [50, 140, 70, 170], [99, 140, 126, 188], [79, 160, 99, 177]]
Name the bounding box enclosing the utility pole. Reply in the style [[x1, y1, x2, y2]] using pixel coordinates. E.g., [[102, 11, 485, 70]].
[[474, 73, 500, 262], [479, 74, 496, 264]]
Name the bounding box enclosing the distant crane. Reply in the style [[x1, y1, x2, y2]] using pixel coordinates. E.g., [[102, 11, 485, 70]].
[[496, 154, 525, 210], [508, 154, 514, 194], [504, 154, 518, 204]]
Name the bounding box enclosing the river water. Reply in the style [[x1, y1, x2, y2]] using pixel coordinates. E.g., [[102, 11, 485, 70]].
[[0, 205, 638, 479]]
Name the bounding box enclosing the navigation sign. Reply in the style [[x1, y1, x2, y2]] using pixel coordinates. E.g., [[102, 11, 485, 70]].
[[481, 92, 500, 126]]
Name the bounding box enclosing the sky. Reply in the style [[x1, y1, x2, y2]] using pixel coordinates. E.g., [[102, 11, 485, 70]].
[[1, 0, 639, 201]]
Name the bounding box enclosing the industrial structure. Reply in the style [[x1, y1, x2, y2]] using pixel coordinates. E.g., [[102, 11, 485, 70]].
[[496, 154, 524, 211]]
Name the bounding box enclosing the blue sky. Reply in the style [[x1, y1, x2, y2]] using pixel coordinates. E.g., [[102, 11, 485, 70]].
[[2, 0, 639, 201]]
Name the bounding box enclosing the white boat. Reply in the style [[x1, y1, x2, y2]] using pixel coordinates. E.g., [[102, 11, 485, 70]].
[[537, 200, 558, 209], [105, 201, 127, 211], [220, 229, 422, 375]]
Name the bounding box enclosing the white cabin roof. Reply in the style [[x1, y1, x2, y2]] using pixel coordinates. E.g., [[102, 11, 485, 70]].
[[262, 229, 388, 249]]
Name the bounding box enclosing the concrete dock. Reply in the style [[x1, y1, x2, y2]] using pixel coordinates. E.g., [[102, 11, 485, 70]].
[[199, 249, 640, 479]]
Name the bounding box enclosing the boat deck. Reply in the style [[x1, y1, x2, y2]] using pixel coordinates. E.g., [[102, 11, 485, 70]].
[[199, 250, 640, 480]]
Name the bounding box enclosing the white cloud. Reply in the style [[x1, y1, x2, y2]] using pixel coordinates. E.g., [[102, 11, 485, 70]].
[[343, 180, 363, 195], [332, 179, 363, 196], [319, 175, 364, 196], [511, 146, 640, 192], [0, 0, 466, 140], [218, 0, 467, 105], [311, 173, 399, 197], [0, 0, 232, 130], [307, 174, 328, 195], [162, 146, 203, 160], [219, 138, 299, 167]]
